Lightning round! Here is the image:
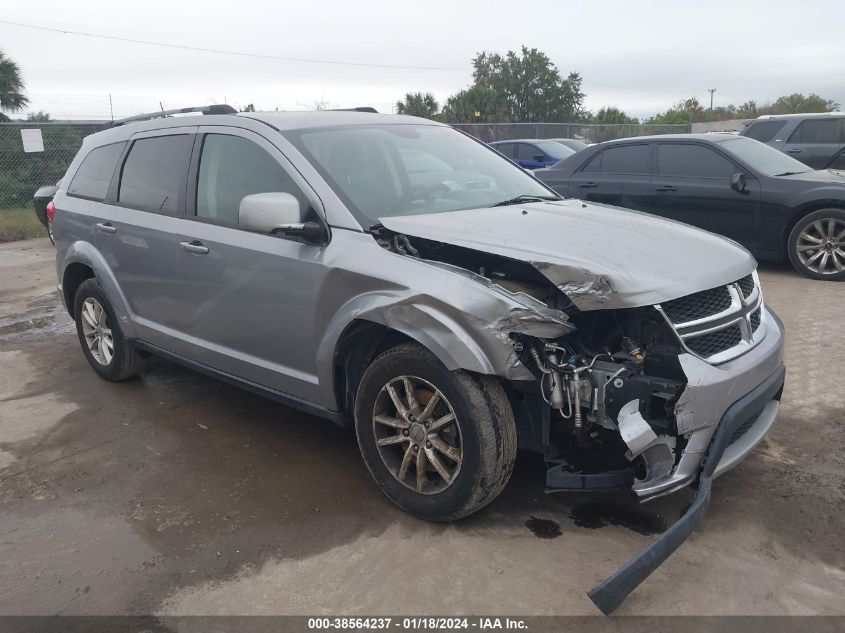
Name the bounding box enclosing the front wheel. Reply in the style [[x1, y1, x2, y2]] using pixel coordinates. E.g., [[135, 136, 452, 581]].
[[354, 343, 517, 522], [787, 209, 845, 280]]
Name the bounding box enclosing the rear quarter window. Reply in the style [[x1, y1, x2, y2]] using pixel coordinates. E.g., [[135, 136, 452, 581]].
[[67, 142, 126, 201], [743, 120, 786, 142]]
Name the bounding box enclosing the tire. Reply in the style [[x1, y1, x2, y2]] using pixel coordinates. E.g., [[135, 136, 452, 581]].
[[73, 278, 144, 381], [787, 209, 845, 281], [354, 342, 517, 521]]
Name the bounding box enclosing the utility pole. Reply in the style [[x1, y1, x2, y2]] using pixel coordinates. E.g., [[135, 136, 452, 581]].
[[109, 94, 114, 122], [707, 88, 716, 110]]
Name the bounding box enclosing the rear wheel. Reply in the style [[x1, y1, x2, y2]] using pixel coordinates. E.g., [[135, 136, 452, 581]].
[[788, 209, 845, 280], [73, 278, 144, 381], [354, 342, 517, 522]]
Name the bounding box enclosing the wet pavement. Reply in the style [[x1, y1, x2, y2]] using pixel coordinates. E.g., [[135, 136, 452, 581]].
[[0, 237, 843, 616]]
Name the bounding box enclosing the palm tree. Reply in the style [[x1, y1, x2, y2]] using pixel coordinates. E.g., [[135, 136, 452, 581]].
[[0, 50, 29, 118], [396, 92, 439, 119]]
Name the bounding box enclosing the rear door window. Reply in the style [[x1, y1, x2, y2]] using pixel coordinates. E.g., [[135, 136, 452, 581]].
[[788, 119, 842, 144], [517, 143, 543, 162], [743, 120, 786, 142], [67, 142, 126, 200], [600, 144, 650, 174], [118, 135, 193, 213], [657, 144, 736, 178], [579, 151, 602, 172]]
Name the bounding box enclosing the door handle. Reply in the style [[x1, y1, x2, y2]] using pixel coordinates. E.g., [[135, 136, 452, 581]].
[[179, 240, 209, 255], [786, 148, 802, 154], [579, 182, 598, 189], [96, 222, 116, 234], [655, 185, 677, 192]]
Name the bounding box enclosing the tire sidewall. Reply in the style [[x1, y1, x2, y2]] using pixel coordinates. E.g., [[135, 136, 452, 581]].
[[73, 278, 129, 380], [354, 350, 485, 521], [788, 209, 845, 281]]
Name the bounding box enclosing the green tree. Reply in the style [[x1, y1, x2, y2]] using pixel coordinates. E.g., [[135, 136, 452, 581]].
[[737, 100, 757, 118], [0, 50, 29, 120], [240, 103, 256, 112], [442, 85, 501, 122], [767, 93, 838, 114], [395, 92, 439, 119], [592, 106, 638, 124], [444, 46, 586, 123]]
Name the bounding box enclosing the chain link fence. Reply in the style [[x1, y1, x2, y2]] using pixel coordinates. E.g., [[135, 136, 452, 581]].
[[450, 122, 691, 144], [0, 121, 109, 210], [0, 119, 691, 211]]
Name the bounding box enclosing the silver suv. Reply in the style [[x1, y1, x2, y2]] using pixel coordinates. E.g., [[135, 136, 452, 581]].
[[53, 105, 785, 612]]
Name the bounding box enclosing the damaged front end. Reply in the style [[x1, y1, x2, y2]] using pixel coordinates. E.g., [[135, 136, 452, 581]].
[[374, 220, 785, 614]]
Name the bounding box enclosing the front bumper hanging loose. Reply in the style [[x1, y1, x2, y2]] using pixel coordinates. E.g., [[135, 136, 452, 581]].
[[587, 363, 786, 615]]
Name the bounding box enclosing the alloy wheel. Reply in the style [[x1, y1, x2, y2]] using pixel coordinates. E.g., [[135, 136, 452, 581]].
[[796, 218, 845, 275], [372, 375, 463, 495], [80, 297, 114, 366]]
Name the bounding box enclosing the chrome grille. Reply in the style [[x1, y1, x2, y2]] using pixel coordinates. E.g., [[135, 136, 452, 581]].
[[656, 272, 765, 364]]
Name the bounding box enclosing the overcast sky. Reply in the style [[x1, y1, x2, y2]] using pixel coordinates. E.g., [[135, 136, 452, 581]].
[[2, 0, 843, 121]]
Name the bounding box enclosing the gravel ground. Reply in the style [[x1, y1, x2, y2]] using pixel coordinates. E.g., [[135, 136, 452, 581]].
[[0, 237, 843, 618]]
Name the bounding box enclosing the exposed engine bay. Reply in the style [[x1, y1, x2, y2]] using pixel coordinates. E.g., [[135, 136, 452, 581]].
[[373, 225, 690, 494]]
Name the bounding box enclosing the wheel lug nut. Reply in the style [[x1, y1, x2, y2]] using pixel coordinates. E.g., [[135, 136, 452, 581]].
[[403, 430, 409, 436], [426, 441, 432, 449], [412, 445, 419, 452]]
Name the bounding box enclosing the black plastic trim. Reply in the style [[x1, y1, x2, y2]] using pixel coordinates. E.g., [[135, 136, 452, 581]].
[[587, 362, 786, 615], [133, 340, 346, 427]]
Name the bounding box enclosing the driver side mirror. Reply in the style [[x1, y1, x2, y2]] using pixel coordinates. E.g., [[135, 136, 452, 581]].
[[239, 192, 325, 242], [730, 172, 749, 195]]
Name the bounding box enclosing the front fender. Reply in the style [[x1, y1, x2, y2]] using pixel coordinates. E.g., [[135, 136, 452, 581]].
[[314, 290, 539, 409], [61, 240, 137, 339]]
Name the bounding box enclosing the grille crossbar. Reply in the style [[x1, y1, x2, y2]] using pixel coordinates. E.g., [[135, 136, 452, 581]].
[[656, 273, 764, 364]]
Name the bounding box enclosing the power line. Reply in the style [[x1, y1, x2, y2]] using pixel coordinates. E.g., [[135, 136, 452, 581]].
[[0, 19, 468, 72]]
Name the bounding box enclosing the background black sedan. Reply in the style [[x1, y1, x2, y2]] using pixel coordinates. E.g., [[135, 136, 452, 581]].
[[535, 134, 845, 280]]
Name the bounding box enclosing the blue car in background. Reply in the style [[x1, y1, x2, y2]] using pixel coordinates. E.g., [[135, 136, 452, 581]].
[[489, 138, 576, 169]]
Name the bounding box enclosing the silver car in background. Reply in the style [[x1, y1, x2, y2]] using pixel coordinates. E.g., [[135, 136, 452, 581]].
[[53, 105, 785, 613]]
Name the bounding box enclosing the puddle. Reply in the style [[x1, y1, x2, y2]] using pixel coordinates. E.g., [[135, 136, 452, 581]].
[[0, 315, 55, 336], [570, 501, 666, 535], [525, 516, 562, 539], [569, 503, 666, 535]]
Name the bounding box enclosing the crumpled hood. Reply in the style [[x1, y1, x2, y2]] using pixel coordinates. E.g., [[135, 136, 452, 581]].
[[379, 199, 756, 310]]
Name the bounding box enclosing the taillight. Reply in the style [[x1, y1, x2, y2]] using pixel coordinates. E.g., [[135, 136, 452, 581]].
[[46, 201, 56, 224]]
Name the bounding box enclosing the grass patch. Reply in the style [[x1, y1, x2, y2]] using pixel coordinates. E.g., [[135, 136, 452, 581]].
[[0, 207, 47, 242]]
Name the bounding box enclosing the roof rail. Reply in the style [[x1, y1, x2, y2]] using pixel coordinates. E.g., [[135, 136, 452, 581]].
[[326, 107, 379, 113], [112, 104, 237, 126]]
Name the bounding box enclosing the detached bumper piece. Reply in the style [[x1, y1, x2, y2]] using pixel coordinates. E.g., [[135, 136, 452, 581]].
[[587, 363, 786, 615]]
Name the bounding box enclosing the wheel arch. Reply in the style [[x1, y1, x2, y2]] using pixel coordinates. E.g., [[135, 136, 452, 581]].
[[781, 200, 845, 259], [60, 241, 136, 337]]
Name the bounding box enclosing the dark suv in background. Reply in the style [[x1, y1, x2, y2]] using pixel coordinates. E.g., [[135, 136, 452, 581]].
[[741, 112, 845, 169]]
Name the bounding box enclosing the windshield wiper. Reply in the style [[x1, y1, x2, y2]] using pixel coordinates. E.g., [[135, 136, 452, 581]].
[[492, 194, 560, 207], [773, 170, 808, 176]]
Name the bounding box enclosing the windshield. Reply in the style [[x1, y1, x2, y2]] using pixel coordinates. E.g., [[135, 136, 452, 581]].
[[534, 140, 575, 161], [718, 136, 811, 176], [285, 124, 558, 227]]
